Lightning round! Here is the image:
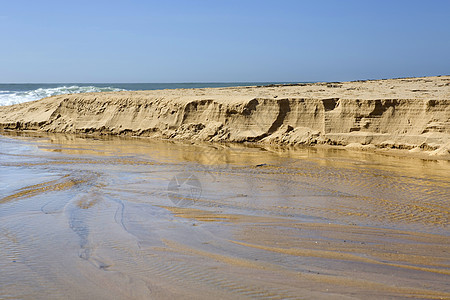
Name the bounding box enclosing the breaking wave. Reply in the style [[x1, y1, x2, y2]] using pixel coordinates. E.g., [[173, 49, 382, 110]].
[[0, 85, 126, 106]]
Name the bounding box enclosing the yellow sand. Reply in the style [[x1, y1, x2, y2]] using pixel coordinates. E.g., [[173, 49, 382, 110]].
[[0, 76, 449, 158]]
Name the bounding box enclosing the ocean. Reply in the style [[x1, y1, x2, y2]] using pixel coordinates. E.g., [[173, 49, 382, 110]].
[[0, 82, 290, 106]]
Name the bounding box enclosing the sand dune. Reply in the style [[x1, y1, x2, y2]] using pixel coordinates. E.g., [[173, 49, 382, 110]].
[[1, 76, 449, 157]]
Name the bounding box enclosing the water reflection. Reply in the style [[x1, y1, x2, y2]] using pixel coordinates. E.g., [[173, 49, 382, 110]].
[[0, 131, 449, 299]]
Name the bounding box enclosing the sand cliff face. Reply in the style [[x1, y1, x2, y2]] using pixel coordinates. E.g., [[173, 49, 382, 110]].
[[1, 76, 449, 156]]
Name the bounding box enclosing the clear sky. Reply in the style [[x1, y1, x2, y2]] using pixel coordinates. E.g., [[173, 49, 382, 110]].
[[1, 0, 449, 83]]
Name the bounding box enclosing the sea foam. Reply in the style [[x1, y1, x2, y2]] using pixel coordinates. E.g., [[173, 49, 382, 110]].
[[0, 85, 126, 106]]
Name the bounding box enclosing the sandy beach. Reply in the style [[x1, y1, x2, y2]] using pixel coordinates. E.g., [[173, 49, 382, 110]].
[[1, 76, 449, 159], [0, 131, 449, 299], [2, 0, 449, 297], [0, 76, 449, 299]]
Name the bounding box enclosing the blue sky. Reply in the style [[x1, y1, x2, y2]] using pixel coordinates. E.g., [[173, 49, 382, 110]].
[[1, 0, 449, 83]]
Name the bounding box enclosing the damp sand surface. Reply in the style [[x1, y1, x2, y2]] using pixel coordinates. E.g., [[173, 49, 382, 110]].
[[0, 132, 449, 299]]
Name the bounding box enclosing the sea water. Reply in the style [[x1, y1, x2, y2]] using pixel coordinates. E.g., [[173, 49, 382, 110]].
[[0, 82, 289, 106]]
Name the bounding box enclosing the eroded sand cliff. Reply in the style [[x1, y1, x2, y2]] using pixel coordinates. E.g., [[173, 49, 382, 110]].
[[1, 76, 449, 157]]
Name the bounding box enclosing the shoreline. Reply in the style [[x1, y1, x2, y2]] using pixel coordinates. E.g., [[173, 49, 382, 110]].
[[1, 76, 449, 159], [3, 129, 449, 162]]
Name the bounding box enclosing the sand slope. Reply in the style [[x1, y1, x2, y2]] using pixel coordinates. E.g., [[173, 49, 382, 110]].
[[1, 76, 449, 156]]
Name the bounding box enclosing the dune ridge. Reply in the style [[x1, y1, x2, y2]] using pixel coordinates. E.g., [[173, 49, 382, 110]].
[[1, 76, 449, 157]]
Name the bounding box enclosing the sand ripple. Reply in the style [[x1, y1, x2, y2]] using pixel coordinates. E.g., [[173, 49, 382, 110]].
[[0, 133, 449, 299]]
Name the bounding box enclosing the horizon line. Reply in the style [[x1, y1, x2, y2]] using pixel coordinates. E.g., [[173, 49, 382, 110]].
[[0, 74, 448, 85]]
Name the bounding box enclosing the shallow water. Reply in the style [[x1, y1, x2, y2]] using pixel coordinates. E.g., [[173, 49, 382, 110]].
[[0, 132, 449, 299]]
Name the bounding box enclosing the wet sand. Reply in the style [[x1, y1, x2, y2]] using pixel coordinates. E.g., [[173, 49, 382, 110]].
[[0, 132, 449, 299]]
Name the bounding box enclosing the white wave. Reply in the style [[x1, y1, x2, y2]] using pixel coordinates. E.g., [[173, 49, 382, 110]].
[[0, 85, 126, 106]]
